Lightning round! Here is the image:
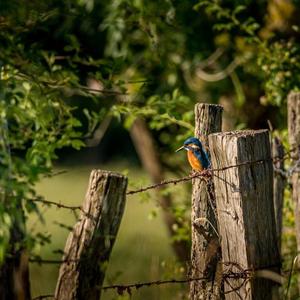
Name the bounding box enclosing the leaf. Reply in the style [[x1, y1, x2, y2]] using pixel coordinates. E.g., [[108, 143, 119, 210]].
[[123, 114, 137, 129], [22, 82, 31, 91], [233, 5, 246, 16]]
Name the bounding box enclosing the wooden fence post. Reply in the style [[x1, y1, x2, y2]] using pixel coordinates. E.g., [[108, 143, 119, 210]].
[[55, 170, 127, 300], [190, 103, 223, 299], [272, 137, 285, 253], [288, 92, 300, 291], [208, 129, 280, 300]]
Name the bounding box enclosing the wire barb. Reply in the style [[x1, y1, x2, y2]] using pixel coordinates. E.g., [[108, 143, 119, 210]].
[[32, 146, 297, 210]]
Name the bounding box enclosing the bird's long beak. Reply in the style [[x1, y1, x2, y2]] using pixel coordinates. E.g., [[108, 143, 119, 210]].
[[175, 145, 185, 152]]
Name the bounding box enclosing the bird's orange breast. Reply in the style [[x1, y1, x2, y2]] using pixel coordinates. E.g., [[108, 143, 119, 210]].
[[187, 150, 203, 171]]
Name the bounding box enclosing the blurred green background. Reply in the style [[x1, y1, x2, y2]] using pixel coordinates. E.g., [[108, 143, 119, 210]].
[[2, 0, 300, 298]]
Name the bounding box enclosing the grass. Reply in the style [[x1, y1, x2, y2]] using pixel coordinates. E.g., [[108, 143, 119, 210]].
[[29, 161, 188, 300], [25, 156, 300, 299]]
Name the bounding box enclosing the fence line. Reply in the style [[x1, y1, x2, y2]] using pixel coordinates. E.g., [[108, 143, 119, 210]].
[[32, 261, 298, 300], [28, 145, 298, 267], [126, 169, 210, 195], [28, 271, 250, 300], [31, 198, 81, 211], [32, 146, 299, 212], [28, 144, 299, 297], [29, 258, 79, 264]]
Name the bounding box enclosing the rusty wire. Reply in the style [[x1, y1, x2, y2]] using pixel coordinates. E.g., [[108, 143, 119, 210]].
[[126, 169, 211, 195], [31, 147, 297, 213], [32, 262, 289, 300], [29, 146, 297, 270], [29, 270, 249, 300], [126, 147, 295, 195], [30, 198, 82, 211]]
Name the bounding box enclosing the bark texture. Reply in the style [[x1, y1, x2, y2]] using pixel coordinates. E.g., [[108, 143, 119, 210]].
[[272, 137, 285, 253], [288, 92, 300, 291], [0, 247, 31, 300], [55, 170, 127, 300], [190, 103, 223, 300], [208, 130, 280, 300], [0, 206, 31, 300]]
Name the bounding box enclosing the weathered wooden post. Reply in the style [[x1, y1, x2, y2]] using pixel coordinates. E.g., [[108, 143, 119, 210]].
[[208, 130, 280, 300], [288, 92, 300, 291], [272, 137, 285, 252], [55, 170, 127, 300], [190, 103, 223, 299]]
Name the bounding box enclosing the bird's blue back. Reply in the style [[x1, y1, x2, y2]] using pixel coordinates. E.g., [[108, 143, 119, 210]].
[[183, 137, 210, 169]]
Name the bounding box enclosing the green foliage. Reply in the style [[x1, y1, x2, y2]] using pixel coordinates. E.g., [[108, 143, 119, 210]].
[[194, 2, 260, 38], [115, 89, 194, 133], [0, 0, 109, 260], [193, 4, 300, 294], [258, 41, 300, 105], [0, 64, 84, 258], [1, 1, 300, 286], [171, 204, 190, 243], [195, 0, 300, 107]]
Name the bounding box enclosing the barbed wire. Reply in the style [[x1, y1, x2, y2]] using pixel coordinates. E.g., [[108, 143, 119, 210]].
[[126, 149, 295, 195], [29, 198, 96, 221], [99, 264, 257, 295], [29, 257, 79, 264], [31, 146, 298, 213], [32, 261, 295, 300], [27, 146, 298, 267], [28, 144, 298, 300], [126, 169, 211, 195], [101, 276, 208, 295], [29, 269, 252, 300], [30, 198, 81, 211]]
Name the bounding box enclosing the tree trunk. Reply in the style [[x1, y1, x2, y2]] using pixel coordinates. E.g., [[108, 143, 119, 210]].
[[0, 206, 31, 300], [130, 117, 189, 261]]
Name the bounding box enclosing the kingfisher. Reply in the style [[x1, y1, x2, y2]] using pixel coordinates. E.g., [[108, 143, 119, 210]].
[[176, 137, 210, 171]]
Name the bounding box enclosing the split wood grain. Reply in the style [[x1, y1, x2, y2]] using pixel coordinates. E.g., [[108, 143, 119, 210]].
[[288, 92, 300, 292], [272, 137, 285, 253], [190, 103, 223, 300], [208, 129, 280, 300], [55, 170, 127, 300]]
